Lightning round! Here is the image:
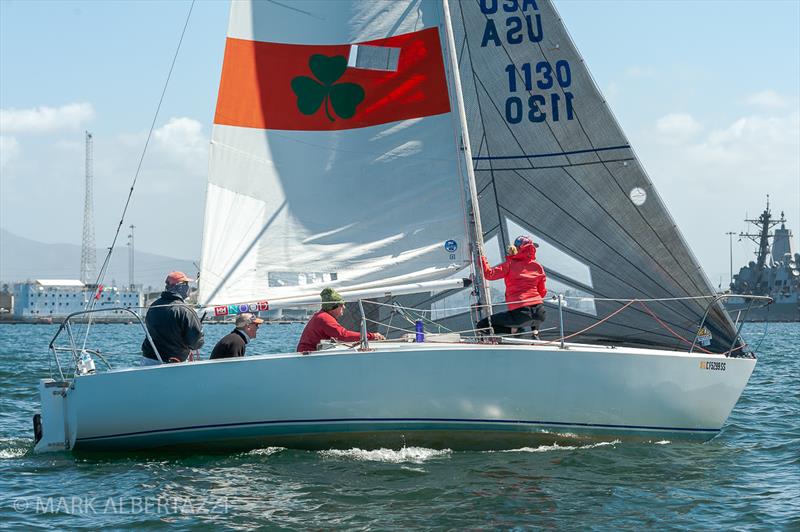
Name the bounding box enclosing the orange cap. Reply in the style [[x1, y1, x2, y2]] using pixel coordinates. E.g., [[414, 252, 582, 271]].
[[165, 271, 193, 285]]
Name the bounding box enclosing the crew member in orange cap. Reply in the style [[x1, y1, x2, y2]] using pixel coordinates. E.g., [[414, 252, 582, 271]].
[[140, 271, 204, 365]]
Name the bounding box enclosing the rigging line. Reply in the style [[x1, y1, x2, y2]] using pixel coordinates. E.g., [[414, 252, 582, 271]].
[[365, 316, 452, 335], [81, 0, 196, 350], [497, 190, 703, 327], [503, 165, 708, 312], [558, 164, 712, 314], [459, 10, 672, 322], [591, 160, 714, 302], [265, 0, 325, 20], [472, 133, 490, 193], [722, 342, 746, 357], [366, 287, 467, 323], [542, 300, 636, 345], [456, 0, 506, 254], [499, 159, 709, 318], [364, 319, 417, 335], [457, 25, 467, 68], [637, 300, 713, 354], [464, 70, 684, 309], [475, 129, 487, 162], [496, 180, 684, 310], [472, 145, 631, 161], [418, 287, 473, 314], [365, 293, 720, 312], [473, 157, 636, 172], [382, 295, 452, 330], [544, 0, 720, 315], [361, 295, 684, 344], [363, 286, 690, 342], [521, 303, 682, 344], [748, 319, 769, 356], [481, 221, 502, 235], [476, 171, 493, 195], [465, 5, 716, 316], [534, 19, 712, 301]]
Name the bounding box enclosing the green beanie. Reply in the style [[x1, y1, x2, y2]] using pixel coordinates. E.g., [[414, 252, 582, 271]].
[[320, 287, 345, 311]]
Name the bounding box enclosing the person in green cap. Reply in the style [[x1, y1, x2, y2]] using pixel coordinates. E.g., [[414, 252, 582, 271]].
[[296, 287, 385, 352]]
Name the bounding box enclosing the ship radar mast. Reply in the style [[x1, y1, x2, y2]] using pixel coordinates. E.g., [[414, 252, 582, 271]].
[[738, 195, 786, 293]]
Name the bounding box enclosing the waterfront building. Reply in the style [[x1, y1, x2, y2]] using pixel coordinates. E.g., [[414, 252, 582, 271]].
[[12, 280, 143, 319]]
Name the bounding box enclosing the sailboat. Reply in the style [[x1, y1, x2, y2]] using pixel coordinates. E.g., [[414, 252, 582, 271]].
[[34, 0, 761, 453]]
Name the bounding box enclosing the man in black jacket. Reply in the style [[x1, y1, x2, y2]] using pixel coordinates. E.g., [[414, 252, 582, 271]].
[[141, 271, 204, 365], [210, 313, 264, 360]]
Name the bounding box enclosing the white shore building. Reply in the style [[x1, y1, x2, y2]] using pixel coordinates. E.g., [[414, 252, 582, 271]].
[[13, 280, 143, 319]]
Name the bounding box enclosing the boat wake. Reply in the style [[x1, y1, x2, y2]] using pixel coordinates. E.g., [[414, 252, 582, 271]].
[[494, 440, 622, 453], [319, 446, 452, 464], [246, 447, 286, 457], [0, 438, 31, 459]]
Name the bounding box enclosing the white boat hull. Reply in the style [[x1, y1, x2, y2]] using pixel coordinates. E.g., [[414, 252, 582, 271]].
[[34, 342, 755, 452]]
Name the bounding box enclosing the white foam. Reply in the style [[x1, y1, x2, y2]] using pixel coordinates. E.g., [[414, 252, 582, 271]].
[[497, 439, 621, 453], [319, 446, 451, 464], [0, 448, 27, 459], [247, 447, 285, 456], [653, 440, 671, 445], [588, 440, 621, 448]]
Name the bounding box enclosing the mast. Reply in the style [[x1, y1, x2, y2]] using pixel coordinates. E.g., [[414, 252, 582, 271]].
[[739, 196, 783, 294], [441, 0, 492, 319]]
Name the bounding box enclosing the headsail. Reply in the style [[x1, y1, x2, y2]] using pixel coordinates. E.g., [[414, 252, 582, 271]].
[[445, 0, 740, 352], [199, 0, 475, 308]]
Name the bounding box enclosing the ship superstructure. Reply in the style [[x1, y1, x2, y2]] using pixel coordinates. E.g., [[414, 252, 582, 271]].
[[727, 201, 800, 322]]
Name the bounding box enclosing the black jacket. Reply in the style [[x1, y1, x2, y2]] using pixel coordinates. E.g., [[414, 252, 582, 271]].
[[141, 291, 204, 362], [210, 329, 248, 360]]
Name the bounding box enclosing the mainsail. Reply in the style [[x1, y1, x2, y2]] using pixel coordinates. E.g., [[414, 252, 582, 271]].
[[199, 0, 477, 307], [442, 0, 740, 352]]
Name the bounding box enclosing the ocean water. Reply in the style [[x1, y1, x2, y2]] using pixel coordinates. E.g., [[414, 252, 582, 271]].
[[1, 322, 798, 529]]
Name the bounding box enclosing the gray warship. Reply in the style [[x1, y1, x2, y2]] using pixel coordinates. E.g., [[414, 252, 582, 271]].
[[725, 200, 800, 322]]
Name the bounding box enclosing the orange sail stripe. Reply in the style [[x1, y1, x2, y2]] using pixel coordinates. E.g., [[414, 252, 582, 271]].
[[214, 27, 451, 131]]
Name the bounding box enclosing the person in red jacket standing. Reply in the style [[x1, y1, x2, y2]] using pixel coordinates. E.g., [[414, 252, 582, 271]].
[[296, 287, 385, 353], [476, 235, 547, 338]]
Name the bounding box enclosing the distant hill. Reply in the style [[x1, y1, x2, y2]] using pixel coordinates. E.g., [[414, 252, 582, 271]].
[[0, 228, 195, 291]]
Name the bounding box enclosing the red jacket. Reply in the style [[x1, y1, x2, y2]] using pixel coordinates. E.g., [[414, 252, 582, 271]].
[[481, 243, 547, 310], [296, 310, 377, 352]]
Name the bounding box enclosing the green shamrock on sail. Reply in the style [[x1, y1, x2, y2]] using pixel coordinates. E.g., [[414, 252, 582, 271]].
[[291, 55, 365, 122]]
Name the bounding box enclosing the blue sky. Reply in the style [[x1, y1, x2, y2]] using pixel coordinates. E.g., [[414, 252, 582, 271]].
[[1, 0, 798, 288]]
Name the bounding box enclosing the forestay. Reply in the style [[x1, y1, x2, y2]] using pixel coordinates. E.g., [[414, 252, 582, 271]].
[[444, 0, 739, 352], [199, 0, 474, 308]]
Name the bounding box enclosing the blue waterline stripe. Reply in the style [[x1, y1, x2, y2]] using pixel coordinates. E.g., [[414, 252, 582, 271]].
[[472, 145, 631, 161], [77, 417, 719, 442]]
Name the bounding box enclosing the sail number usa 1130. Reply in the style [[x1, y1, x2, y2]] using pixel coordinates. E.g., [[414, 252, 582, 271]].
[[476, 0, 577, 125], [504, 61, 574, 124]]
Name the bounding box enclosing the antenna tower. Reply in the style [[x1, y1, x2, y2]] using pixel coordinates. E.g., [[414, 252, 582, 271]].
[[80, 131, 97, 284]]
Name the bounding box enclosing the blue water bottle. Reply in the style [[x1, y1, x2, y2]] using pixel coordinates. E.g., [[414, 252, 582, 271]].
[[415, 320, 425, 343]]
